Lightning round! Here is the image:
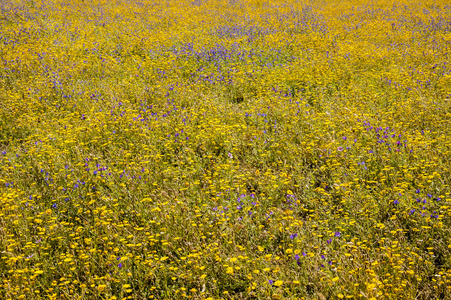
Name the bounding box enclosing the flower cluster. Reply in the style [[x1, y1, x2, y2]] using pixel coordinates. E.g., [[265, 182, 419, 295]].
[[1, 0, 451, 299]]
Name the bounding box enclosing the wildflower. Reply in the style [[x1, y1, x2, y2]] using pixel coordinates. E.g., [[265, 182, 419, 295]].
[[274, 280, 283, 287]]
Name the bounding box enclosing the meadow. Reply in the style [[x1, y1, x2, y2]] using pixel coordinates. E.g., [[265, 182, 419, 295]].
[[1, 0, 451, 299]]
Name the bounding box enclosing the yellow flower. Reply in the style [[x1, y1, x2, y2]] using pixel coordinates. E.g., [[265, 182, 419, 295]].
[[274, 280, 283, 287], [97, 285, 107, 292]]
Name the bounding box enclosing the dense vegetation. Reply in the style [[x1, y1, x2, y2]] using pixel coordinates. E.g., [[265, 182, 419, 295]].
[[1, 0, 451, 299]]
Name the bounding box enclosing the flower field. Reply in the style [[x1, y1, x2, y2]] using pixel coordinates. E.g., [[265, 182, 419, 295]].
[[1, 0, 451, 298]]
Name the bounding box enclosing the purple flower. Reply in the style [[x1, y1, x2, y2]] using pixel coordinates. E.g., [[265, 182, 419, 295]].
[[393, 200, 399, 205], [118, 263, 123, 269], [327, 239, 331, 244], [295, 254, 300, 260], [337, 146, 344, 151], [289, 233, 298, 240], [268, 280, 274, 285], [334, 232, 341, 237]]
